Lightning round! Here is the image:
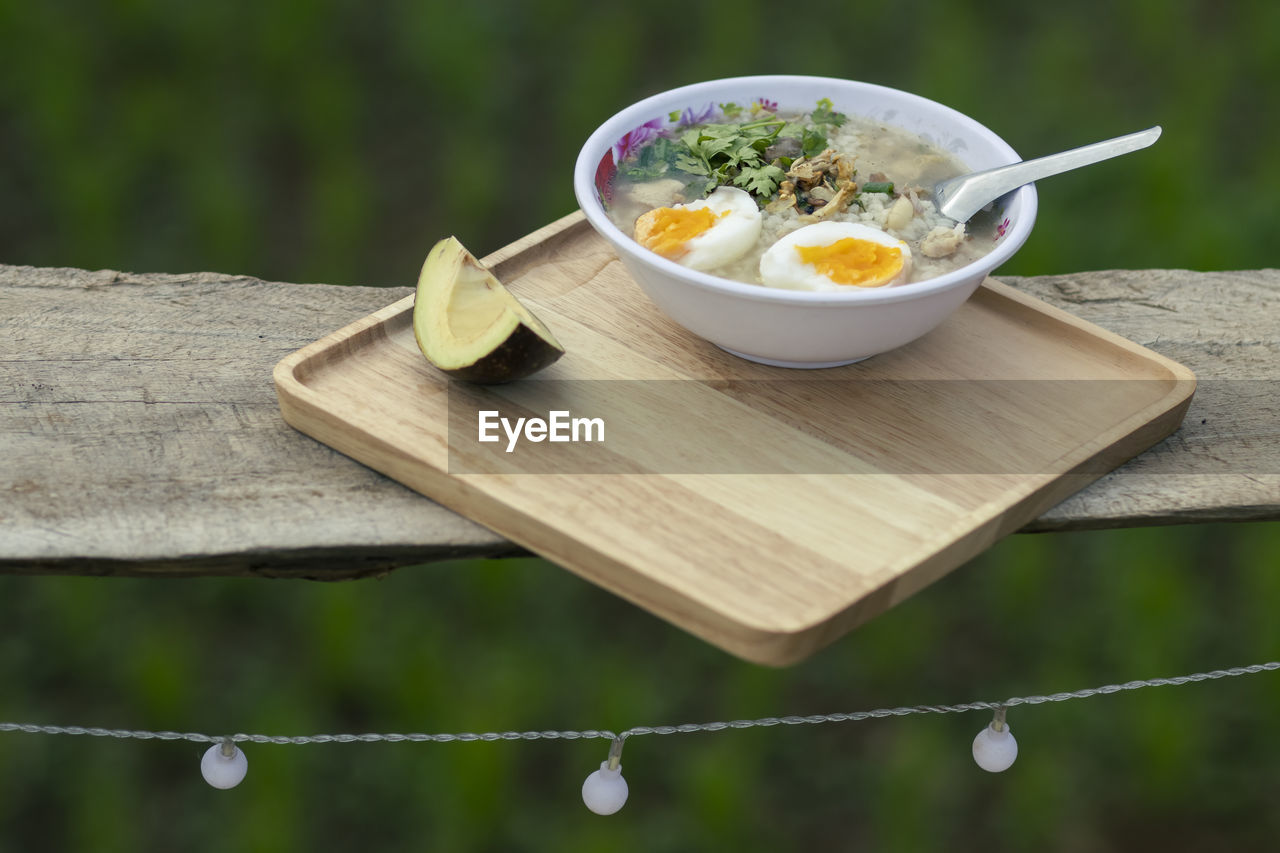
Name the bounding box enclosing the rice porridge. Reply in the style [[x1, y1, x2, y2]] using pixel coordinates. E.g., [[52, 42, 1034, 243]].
[[596, 99, 1003, 291]]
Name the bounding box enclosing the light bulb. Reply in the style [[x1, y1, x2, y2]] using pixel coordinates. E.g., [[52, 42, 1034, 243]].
[[201, 741, 248, 789], [972, 722, 1018, 772], [582, 760, 629, 815]]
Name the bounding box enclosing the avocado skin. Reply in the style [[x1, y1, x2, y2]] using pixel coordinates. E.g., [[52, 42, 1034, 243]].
[[442, 322, 564, 385]]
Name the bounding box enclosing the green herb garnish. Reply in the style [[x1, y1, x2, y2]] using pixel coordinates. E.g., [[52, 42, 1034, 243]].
[[734, 162, 787, 196], [800, 126, 829, 158], [676, 118, 787, 198], [623, 135, 679, 182], [861, 181, 894, 194], [810, 97, 847, 128], [624, 99, 853, 202]]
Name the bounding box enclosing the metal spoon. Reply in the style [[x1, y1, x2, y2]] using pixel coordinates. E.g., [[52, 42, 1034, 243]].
[[932, 126, 1162, 222]]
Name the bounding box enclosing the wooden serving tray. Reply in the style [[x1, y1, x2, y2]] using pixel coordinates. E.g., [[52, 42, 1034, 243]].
[[274, 211, 1195, 665]]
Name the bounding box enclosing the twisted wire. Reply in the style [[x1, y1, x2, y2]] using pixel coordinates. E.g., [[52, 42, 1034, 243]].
[[2, 661, 1275, 748]]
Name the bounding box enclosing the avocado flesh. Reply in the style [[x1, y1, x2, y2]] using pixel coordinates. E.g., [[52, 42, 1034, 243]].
[[412, 237, 564, 384]]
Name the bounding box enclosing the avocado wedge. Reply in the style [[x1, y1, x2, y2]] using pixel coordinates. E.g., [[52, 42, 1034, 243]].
[[412, 237, 564, 384]]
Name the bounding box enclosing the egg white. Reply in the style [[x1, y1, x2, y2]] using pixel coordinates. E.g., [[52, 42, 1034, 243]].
[[638, 186, 762, 271], [759, 221, 913, 291]]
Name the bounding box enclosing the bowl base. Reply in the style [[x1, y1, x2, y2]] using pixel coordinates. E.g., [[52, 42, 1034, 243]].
[[717, 346, 872, 369]]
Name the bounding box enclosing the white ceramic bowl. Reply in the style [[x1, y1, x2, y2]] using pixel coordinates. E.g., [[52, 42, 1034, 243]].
[[573, 75, 1037, 367]]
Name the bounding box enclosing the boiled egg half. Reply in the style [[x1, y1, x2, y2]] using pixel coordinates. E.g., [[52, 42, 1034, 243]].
[[633, 186, 762, 271], [759, 221, 913, 291]]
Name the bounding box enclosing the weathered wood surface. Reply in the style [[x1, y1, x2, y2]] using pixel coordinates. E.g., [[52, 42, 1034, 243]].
[[2, 260, 1277, 578], [1014, 269, 1278, 531]]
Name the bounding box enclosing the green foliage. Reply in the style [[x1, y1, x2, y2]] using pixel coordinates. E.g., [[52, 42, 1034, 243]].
[[1, 524, 1279, 851], [11, 0, 1274, 283]]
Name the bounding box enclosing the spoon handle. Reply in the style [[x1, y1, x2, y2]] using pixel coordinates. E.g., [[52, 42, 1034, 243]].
[[934, 126, 1162, 222]]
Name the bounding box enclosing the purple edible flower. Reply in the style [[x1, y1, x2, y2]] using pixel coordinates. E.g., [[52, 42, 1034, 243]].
[[676, 102, 717, 127], [613, 117, 664, 162], [754, 97, 778, 113]]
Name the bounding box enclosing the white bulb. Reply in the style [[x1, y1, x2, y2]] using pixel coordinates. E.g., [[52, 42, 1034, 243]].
[[972, 723, 1018, 772], [201, 743, 248, 789], [581, 761, 628, 815]]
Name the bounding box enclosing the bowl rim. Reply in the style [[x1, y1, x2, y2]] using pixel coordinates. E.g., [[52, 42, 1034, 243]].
[[573, 74, 1038, 306]]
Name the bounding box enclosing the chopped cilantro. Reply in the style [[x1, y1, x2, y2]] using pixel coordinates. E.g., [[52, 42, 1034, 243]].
[[623, 135, 679, 182], [675, 118, 786, 199], [620, 99, 852, 203], [734, 163, 786, 197], [801, 127, 829, 158], [811, 97, 847, 128]]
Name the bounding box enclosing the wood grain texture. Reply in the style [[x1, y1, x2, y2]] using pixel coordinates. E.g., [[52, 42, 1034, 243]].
[[2, 215, 1276, 586], [0, 265, 518, 579], [1010, 268, 1280, 530], [273, 213, 1195, 664]]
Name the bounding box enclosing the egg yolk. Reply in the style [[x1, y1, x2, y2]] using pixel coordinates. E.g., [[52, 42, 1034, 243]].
[[796, 237, 904, 287], [634, 206, 728, 259]]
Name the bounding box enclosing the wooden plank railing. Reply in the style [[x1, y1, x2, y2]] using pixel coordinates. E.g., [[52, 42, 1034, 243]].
[[2, 263, 1276, 578]]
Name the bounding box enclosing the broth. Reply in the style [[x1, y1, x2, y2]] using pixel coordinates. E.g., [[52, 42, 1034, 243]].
[[600, 101, 1002, 288]]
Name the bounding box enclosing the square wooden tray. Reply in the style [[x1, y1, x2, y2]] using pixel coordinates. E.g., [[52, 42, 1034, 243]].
[[274, 211, 1195, 665]]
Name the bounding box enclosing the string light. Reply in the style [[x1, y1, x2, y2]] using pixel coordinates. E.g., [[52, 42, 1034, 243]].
[[1, 661, 1275, 812], [200, 738, 249, 789], [971, 706, 1018, 772], [581, 737, 629, 815]]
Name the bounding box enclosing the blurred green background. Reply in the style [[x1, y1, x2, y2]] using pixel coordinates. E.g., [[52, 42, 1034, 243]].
[[2, 0, 1277, 850]]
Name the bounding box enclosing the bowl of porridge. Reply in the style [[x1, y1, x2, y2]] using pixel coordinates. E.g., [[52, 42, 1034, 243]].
[[573, 75, 1037, 367]]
